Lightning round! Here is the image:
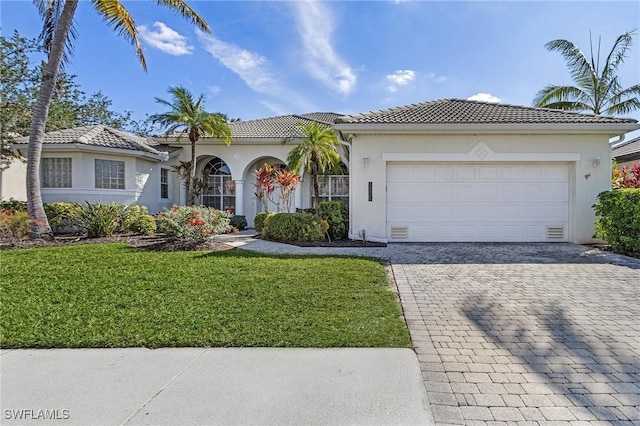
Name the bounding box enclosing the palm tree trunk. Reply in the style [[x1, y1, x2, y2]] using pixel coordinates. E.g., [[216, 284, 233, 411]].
[[312, 161, 320, 210], [27, 0, 78, 240]]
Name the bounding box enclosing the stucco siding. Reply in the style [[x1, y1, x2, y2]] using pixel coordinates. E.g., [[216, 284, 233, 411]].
[[0, 159, 27, 201], [349, 133, 611, 244]]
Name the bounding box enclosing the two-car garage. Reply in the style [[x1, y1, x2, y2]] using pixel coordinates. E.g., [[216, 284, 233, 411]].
[[386, 163, 570, 242]]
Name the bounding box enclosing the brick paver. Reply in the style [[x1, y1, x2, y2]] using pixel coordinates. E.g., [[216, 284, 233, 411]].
[[391, 243, 640, 425]]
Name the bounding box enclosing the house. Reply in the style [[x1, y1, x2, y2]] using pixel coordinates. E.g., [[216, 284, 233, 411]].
[[612, 136, 640, 168], [2, 99, 638, 243], [2, 113, 348, 228], [333, 99, 638, 244]]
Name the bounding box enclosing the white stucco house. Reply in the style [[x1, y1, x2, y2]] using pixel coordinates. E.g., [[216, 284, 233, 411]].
[[2, 99, 638, 243]]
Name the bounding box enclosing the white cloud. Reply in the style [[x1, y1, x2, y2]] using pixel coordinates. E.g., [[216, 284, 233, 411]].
[[208, 86, 221, 96], [467, 93, 501, 103], [260, 100, 290, 116], [138, 22, 193, 56], [197, 31, 315, 112], [293, 1, 356, 95], [386, 69, 415, 92], [198, 31, 277, 94]]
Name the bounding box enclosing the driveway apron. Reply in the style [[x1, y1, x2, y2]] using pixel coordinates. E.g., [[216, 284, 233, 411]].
[[390, 243, 640, 425]]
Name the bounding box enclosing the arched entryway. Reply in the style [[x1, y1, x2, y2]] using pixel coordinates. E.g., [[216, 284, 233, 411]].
[[201, 157, 235, 212]]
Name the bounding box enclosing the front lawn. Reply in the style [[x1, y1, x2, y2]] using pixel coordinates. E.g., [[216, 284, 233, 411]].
[[0, 244, 410, 348]]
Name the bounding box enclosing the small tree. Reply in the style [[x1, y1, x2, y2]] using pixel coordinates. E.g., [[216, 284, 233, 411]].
[[253, 164, 278, 212], [253, 164, 300, 212], [285, 121, 341, 209]]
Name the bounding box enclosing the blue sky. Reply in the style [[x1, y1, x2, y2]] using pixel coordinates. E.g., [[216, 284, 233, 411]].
[[2, 1, 640, 125]]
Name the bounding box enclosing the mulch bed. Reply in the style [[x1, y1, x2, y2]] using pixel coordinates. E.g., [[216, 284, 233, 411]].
[[1, 234, 386, 251]]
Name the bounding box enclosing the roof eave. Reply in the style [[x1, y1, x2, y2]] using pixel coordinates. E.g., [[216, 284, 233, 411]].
[[14, 143, 169, 161], [332, 122, 640, 136]]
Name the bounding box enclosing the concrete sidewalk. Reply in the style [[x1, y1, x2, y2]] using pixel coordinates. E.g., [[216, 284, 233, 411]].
[[1, 348, 434, 426]]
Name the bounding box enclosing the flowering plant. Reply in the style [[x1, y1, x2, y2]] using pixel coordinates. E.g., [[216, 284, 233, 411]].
[[157, 206, 232, 241]]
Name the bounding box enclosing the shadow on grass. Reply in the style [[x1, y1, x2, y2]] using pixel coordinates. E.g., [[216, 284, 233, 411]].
[[462, 295, 640, 422]]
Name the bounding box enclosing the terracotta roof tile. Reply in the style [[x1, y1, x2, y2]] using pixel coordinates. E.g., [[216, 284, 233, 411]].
[[14, 125, 171, 158], [612, 136, 640, 161], [336, 99, 638, 125]]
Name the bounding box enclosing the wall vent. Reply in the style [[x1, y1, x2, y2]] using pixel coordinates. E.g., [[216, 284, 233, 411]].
[[390, 227, 409, 239], [546, 226, 564, 239]]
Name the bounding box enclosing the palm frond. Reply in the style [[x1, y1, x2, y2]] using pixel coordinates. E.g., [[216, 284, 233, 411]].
[[91, 0, 146, 70], [533, 85, 590, 109], [602, 31, 635, 83], [33, 0, 77, 70], [156, 0, 210, 34], [545, 38, 597, 85]]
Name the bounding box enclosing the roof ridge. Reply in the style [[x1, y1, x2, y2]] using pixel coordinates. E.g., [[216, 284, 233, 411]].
[[75, 125, 105, 145]]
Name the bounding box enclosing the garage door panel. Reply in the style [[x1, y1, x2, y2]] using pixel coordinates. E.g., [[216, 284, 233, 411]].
[[387, 163, 570, 242]]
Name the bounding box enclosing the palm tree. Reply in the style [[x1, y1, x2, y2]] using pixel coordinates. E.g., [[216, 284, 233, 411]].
[[286, 121, 341, 209], [26, 0, 209, 239], [150, 86, 231, 206], [533, 31, 640, 115]]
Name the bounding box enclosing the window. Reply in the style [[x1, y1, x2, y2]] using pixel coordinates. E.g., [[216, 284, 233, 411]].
[[202, 158, 235, 212], [42, 158, 72, 188], [95, 159, 125, 189], [313, 163, 349, 204], [160, 168, 169, 199]]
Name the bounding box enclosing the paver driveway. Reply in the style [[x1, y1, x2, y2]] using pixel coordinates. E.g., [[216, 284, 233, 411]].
[[390, 243, 640, 425]]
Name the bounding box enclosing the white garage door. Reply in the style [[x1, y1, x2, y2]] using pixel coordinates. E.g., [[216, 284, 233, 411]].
[[387, 163, 569, 242]]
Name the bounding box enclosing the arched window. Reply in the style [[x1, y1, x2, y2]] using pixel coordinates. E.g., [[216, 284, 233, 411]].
[[202, 158, 235, 212], [315, 162, 349, 205]]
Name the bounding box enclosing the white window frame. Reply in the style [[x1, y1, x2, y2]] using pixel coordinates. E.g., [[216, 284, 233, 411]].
[[42, 158, 72, 188], [314, 174, 349, 204], [95, 159, 125, 190], [160, 168, 169, 199]]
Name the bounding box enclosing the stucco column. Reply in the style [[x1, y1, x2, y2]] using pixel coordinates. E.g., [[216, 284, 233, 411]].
[[179, 180, 187, 206], [294, 183, 302, 211], [234, 180, 244, 215]]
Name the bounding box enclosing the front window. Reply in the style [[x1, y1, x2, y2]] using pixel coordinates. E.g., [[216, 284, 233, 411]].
[[95, 159, 125, 189], [202, 158, 235, 211], [160, 168, 169, 199], [42, 158, 72, 188], [313, 163, 349, 205]]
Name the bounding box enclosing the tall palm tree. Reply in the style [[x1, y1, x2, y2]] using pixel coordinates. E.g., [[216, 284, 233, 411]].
[[533, 31, 640, 115], [286, 121, 341, 209], [151, 86, 231, 206], [26, 0, 209, 239]]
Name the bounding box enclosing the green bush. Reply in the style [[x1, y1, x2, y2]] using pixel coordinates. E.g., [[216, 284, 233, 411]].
[[254, 212, 273, 233], [120, 205, 156, 235], [262, 213, 325, 242], [0, 200, 27, 212], [158, 206, 231, 241], [317, 201, 348, 240], [593, 188, 640, 254], [44, 202, 82, 235], [229, 215, 248, 231], [0, 209, 31, 242], [76, 202, 126, 238]]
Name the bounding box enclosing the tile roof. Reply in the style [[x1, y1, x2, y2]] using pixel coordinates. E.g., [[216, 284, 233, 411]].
[[612, 136, 640, 161], [335, 99, 638, 125], [157, 113, 343, 140], [14, 125, 171, 158]]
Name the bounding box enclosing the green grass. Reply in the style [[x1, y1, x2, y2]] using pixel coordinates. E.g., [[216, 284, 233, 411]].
[[0, 244, 410, 348]]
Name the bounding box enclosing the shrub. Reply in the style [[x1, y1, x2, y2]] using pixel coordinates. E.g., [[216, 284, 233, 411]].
[[593, 188, 640, 254], [0, 200, 27, 212], [158, 206, 231, 241], [262, 213, 325, 242], [0, 209, 31, 242], [75, 202, 126, 238], [229, 215, 248, 231], [317, 201, 348, 240], [120, 205, 156, 235], [44, 202, 82, 235], [254, 212, 273, 233]]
